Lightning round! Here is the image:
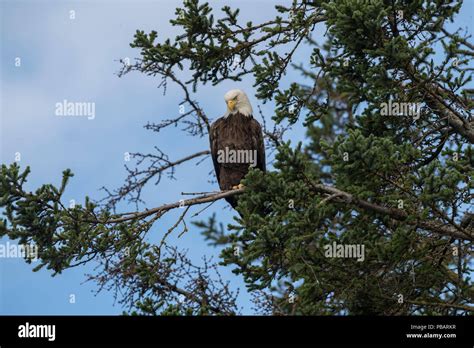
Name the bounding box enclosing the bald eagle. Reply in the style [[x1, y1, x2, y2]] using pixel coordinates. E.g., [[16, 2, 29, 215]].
[[209, 89, 266, 208]]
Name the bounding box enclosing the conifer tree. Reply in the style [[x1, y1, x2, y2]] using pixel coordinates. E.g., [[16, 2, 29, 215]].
[[1, 0, 472, 315]]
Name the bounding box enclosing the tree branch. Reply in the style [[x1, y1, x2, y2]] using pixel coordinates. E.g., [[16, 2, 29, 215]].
[[304, 177, 473, 241], [98, 188, 245, 224]]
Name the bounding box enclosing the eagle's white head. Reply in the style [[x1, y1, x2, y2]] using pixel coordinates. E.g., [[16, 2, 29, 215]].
[[224, 89, 253, 118]]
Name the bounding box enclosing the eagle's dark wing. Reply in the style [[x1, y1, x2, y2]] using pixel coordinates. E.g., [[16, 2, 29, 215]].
[[250, 118, 266, 172], [209, 118, 223, 183]]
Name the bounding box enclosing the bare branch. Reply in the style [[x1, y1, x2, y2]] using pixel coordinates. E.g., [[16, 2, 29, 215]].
[[97, 188, 245, 224], [100, 150, 210, 210]]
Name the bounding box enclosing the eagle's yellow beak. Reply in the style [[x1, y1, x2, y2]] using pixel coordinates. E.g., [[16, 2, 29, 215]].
[[227, 99, 236, 111]]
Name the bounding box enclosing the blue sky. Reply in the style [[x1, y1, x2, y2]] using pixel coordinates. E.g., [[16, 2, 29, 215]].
[[1, 0, 473, 315]]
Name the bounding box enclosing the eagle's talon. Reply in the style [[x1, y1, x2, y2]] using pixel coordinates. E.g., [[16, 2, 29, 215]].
[[232, 183, 245, 190]]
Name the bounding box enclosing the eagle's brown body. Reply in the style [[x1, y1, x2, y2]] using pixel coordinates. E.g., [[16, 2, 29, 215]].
[[210, 112, 266, 208]]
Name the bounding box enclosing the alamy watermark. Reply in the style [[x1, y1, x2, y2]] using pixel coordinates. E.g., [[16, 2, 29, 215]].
[[0, 241, 38, 261], [18, 322, 55, 341], [380, 100, 422, 120], [217, 147, 257, 167], [324, 242, 365, 262], [55, 99, 95, 120]]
